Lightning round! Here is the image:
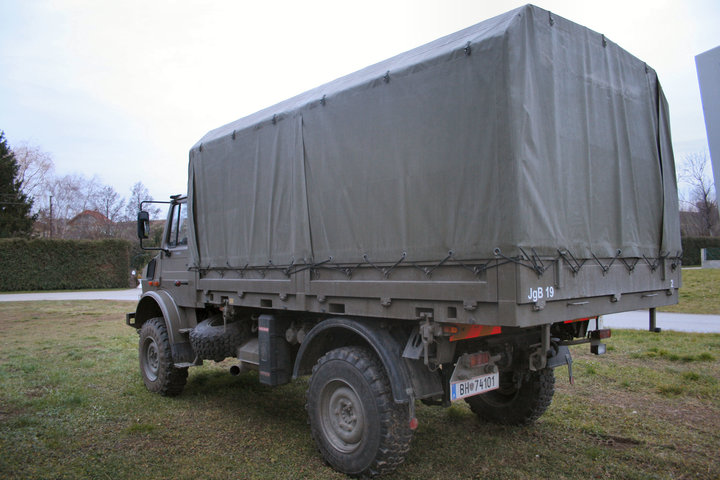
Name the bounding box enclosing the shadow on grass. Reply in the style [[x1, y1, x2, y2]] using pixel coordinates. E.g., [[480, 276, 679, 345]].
[[181, 367, 310, 427]]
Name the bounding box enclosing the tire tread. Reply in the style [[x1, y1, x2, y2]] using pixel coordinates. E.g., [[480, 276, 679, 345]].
[[139, 317, 188, 396], [307, 346, 412, 477], [465, 367, 555, 426]]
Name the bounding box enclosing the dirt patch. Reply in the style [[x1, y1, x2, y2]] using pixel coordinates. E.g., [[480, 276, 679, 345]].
[[0, 405, 26, 423], [573, 387, 720, 433], [590, 432, 645, 450]]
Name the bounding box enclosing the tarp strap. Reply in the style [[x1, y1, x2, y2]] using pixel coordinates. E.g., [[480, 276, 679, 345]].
[[591, 250, 622, 275], [557, 249, 587, 274], [411, 251, 454, 278], [363, 251, 407, 279], [494, 248, 551, 276], [619, 256, 640, 273], [189, 251, 682, 280]]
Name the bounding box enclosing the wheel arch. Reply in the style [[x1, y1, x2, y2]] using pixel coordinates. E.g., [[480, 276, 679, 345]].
[[134, 290, 196, 364], [292, 317, 413, 404]]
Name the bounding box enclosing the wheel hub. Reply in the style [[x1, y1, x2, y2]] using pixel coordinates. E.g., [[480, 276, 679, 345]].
[[321, 381, 365, 453], [335, 398, 357, 432], [143, 338, 159, 381]]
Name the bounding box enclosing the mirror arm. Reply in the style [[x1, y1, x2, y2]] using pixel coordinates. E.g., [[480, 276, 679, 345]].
[[137, 199, 174, 256], [139, 237, 171, 256]]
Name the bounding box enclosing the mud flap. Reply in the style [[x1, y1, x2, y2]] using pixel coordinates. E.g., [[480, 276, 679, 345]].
[[547, 345, 573, 384]]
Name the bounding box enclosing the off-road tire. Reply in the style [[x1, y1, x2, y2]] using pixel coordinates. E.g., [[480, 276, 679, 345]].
[[306, 346, 412, 477], [465, 367, 555, 426], [189, 316, 247, 362], [139, 317, 188, 396]]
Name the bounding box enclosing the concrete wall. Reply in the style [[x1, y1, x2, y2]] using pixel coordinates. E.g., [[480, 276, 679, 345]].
[[701, 248, 720, 269]]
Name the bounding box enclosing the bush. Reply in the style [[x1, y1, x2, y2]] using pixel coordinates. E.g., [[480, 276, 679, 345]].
[[0, 238, 131, 291], [680, 237, 720, 266], [129, 224, 163, 272]]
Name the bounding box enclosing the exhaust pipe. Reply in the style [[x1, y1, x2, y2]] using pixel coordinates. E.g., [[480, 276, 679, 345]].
[[230, 362, 256, 376]]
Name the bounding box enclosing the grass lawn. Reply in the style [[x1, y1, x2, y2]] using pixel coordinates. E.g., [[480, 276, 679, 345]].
[[1, 301, 719, 479], [660, 268, 720, 314]]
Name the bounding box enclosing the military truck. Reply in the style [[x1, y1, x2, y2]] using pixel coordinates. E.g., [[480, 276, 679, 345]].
[[126, 4, 681, 477]]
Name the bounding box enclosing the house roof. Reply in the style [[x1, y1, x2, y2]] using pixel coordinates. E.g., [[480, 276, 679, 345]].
[[68, 210, 112, 225]]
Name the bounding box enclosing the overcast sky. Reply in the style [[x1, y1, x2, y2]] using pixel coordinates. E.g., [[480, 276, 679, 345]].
[[1, 0, 718, 203]]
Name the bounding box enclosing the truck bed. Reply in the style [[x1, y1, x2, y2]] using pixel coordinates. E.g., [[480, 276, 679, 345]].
[[181, 4, 681, 322], [188, 253, 679, 327]]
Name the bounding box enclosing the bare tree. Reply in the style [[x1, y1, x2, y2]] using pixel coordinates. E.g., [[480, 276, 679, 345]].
[[38, 174, 106, 238], [679, 152, 718, 237], [7, 140, 166, 239], [126, 181, 161, 220], [43, 174, 84, 237], [92, 185, 126, 236], [94, 185, 125, 222], [13, 142, 54, 205], [7, 140, 157, 239]]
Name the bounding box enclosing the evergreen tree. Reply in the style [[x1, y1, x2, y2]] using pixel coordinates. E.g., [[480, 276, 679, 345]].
[[0, 131, 36, 237]]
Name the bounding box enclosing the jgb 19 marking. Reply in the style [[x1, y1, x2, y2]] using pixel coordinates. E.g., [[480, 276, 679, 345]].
[[528, 286, 554, 302]]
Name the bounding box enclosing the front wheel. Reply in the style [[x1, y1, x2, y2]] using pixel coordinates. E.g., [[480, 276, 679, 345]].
[[139, 317, 188, 396], [465, 367, 555, 425], [306, 346, 412, 477]]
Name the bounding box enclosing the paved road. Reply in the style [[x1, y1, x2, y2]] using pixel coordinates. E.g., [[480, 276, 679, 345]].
[[1, 288, 718, 333], [0, 287, 142, 302], [602, 310, 720, 333]]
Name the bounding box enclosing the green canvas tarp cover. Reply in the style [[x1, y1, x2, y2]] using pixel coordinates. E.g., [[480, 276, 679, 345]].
[[187, 4, 681, 270]]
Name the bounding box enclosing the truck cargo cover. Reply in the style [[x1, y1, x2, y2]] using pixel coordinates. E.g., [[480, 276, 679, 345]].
[[187, 4, 681, 270]]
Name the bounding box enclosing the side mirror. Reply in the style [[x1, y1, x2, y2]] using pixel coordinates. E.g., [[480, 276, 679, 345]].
[[137, 211, 150, 239]]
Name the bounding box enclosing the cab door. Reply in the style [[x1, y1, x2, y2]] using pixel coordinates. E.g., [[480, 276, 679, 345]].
[[158, 200, 193, 306]]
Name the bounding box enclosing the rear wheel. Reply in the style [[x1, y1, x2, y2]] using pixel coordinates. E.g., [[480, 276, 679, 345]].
[[465, 367, 555, 425], [306, 346, 412, 477], [139, 317, 188, 396]]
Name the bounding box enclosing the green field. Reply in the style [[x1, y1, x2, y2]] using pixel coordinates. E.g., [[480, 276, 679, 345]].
[[1, 301, 718, 479], [660, 268, 720, 314]]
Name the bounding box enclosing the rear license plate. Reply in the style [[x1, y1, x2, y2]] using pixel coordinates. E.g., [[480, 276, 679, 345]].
[[450, 372, 499, 401]]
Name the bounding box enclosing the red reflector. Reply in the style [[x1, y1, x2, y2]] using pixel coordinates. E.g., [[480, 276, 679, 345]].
[[175, 280, 182, 287], [468, 352, 490, 367], [449, 325, 501, 342], [409, 417, 419, 430], [442, 325, 459, 335]]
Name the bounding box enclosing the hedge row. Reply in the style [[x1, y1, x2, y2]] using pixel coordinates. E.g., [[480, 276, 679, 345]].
[[681, 236, 720, 266], [0, 238, 132, 291]]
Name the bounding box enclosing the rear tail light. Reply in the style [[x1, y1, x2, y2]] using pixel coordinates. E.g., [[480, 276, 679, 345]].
[[564, 317, 590, 324], [590, 329, 611, 339]]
